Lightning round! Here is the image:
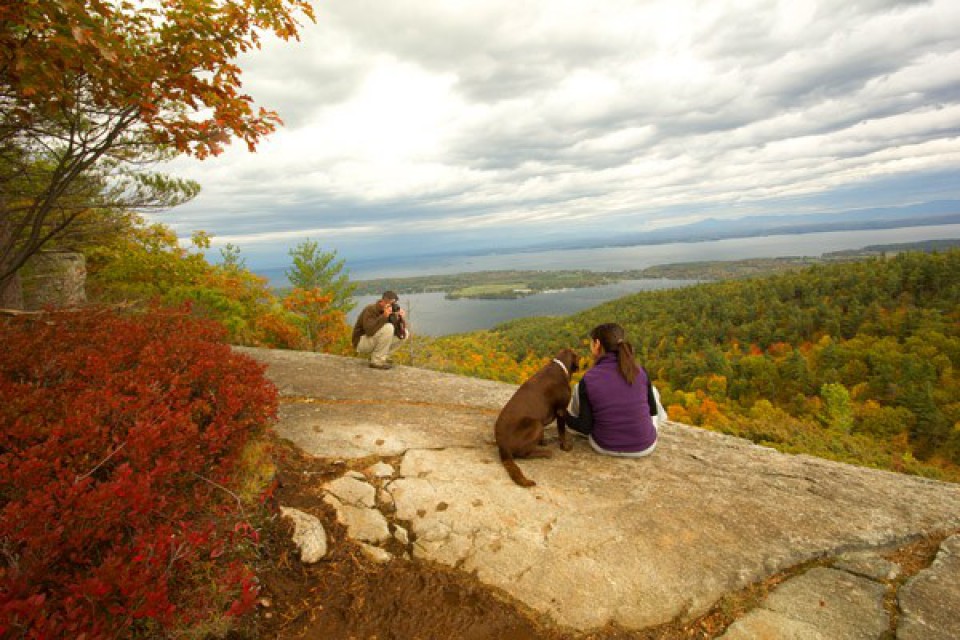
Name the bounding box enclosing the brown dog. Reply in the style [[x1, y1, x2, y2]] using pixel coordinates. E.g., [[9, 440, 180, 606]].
[[494, 348, 580, 487]]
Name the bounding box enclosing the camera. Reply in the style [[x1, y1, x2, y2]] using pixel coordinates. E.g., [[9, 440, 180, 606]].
[[388, 302, 407, 339], [388, 302, 401, 323]]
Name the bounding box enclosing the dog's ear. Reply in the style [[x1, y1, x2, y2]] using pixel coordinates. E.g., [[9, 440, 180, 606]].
[[565, 349, 580, 373]]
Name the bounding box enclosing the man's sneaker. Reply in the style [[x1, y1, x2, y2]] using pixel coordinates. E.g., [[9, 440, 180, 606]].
[[369, 362, 393, 370]]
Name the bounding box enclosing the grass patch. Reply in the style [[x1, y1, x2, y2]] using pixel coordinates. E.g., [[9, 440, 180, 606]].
[[449, 283, 530, 298], [235, 437, 279, 505]]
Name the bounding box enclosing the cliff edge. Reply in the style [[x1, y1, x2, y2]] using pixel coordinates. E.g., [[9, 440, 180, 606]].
[[238, 347, 960, 638]]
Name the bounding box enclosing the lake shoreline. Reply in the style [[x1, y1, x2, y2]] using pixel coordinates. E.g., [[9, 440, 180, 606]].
[[298, 226, 960, 336], [349, 236, 960, 301]]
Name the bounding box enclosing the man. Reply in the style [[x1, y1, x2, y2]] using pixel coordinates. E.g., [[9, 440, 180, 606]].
[[351, 290, 409, 369]]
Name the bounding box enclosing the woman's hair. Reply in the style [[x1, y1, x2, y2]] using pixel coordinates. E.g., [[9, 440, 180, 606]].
[[591, 323, 639, 384]]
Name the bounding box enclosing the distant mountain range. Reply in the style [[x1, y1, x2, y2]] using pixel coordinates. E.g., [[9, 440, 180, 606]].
[[528, 199, 960, 252], [253, 199, 960, 284]]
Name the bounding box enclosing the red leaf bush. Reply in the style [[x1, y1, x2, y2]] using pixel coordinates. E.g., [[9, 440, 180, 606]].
[[0, 307, 278, 637]]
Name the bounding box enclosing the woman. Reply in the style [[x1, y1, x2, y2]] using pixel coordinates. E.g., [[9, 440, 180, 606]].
[[567, 323, 660, 457]]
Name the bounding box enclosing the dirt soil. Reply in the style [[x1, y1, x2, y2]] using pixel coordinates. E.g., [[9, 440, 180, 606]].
[[236, 440, 946, 640]]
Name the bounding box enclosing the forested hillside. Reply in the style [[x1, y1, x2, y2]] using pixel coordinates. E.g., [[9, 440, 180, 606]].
[[399, 251, 960, 481]]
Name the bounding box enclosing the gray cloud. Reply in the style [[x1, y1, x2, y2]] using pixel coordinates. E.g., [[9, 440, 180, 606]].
[[157, 0, 960, 266]]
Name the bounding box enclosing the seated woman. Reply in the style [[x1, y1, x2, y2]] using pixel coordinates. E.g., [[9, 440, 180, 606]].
[[566, 322, 660, 457]]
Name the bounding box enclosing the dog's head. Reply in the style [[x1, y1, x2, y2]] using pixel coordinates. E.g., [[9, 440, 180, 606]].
[[555, 348, 580, 376]]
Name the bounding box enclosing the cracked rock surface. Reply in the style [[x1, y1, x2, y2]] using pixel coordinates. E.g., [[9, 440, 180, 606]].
[[719, 567, 889, 639], [897, 534, 960, 639], [239, 347, 960, 635]]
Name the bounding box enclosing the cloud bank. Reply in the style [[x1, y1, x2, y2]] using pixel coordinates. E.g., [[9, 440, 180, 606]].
[[159, 0, 960, 268]]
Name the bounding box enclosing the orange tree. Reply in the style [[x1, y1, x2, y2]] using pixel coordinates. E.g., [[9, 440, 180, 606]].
[[283, 287, 351, 354], [0, 0, 315, 306]]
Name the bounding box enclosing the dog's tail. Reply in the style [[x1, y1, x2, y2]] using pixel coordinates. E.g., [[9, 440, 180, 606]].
[[499, 446, 536, 487]]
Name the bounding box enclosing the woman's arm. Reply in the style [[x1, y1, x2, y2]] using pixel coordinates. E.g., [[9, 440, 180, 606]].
[[566, 380, 595, 435], [644, 368, 658, 416]]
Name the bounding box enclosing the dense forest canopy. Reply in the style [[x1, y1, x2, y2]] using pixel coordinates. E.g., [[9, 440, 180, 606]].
[[402, 250, 960, 481]]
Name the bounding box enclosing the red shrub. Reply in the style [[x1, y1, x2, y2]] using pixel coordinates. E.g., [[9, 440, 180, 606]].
[[0, 307, 278, 638]]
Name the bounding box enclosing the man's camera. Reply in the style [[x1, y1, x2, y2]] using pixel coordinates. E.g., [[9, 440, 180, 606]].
[[388, 302, 407, 338], [387, 302, 401, 323]]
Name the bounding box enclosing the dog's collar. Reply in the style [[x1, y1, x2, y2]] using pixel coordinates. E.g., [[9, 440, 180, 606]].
[[552, 358, 570, 379]]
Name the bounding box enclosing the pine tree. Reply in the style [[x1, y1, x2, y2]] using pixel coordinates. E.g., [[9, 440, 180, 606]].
[[285, 240, 356, 313]]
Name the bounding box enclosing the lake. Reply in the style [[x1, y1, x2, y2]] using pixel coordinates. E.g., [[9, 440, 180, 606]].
[[350, 279, 699, 336], [332, 223, 960, 336]]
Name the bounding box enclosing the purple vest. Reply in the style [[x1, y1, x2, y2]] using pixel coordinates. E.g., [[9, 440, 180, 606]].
[[583, 353, 657, 452]]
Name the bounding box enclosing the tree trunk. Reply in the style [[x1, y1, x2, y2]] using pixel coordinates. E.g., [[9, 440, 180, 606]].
[[0, 212, 24, 309], [0, 272, 24, 310]]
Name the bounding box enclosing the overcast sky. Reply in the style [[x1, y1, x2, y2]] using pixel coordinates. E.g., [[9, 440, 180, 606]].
[[160, 0, 960, 270]]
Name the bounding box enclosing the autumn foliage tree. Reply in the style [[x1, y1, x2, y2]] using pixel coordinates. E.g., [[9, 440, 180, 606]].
[[86, 221, 307, 349], [283, 287, 351, 354], [0, 0, 315, 306]]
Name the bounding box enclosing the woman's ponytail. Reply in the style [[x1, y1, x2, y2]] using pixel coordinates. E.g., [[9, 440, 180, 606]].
[[617, 340, 638, 385]]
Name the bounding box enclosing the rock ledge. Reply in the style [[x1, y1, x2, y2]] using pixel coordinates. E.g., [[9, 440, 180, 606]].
[[240, 347, 960, 637]]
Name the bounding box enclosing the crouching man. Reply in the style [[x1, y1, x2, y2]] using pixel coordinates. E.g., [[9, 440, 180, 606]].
[[351, 290, 409, 369]]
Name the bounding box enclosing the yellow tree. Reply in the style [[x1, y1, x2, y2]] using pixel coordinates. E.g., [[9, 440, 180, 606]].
[[88, 223, 304, 347]]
